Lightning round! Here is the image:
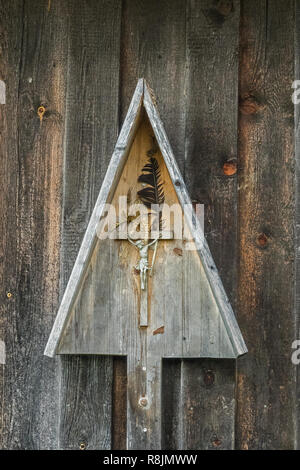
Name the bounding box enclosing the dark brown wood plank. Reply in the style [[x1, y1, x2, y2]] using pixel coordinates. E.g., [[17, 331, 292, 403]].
[[181, 359, 235, 450], [237, 0, 295, 450], [120, 0, 187, 449], [0, 0, 67, 449], [59, 0, 122, 450], [296, 0, 300, 452], [161, 359, 182, 449], [112, 357, 127, 450], [182, 0, 240, 449], [120, 0, 187, 173]]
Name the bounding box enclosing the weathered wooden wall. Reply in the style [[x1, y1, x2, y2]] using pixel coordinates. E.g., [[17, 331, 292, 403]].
[[0, 0, 298, 449]]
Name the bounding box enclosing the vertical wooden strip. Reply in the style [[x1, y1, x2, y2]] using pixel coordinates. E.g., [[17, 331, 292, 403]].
[[237, 0, 295, 449], [120, 0, 187, 172], [120, 0, 187, 449], [161, 359, 182, 449], [0, 0, 67, 449], [182, 0, 240, 449], [59, 0, 122, 450], [112, 357, 127, 450], [296, 0, 300, 451], [0, 0, 24, 449]]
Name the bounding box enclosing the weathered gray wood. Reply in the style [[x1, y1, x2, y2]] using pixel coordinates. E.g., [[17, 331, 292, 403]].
[[0, 0, 67, 449], [0, 0, 298, 452], [181, 359, 236, 450], [45, 79, 143, 358], [120, 0, 187, 173], [120, 2, 187, 448], [48, 81, 246, 449], [237, 0, 295, 449], [140, 288, 148, 327], [58, 0, 122, 450], [59, 356, 113, 450], [182, 0, 241, 450], [47, 82, 246, 359], [143, 82, 246, 357]]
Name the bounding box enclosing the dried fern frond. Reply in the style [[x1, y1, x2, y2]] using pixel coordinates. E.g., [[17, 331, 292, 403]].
[[137, 157, 165, 208]]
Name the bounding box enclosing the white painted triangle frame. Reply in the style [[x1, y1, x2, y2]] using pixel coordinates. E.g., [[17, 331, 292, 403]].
[[44, 78, 247, 358]]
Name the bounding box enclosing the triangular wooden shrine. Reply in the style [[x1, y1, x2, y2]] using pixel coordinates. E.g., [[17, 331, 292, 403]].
[[45, 79, 247, 450]]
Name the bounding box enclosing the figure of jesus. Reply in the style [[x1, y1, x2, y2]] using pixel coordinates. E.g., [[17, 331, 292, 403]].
[[128, 237, 159, 290]]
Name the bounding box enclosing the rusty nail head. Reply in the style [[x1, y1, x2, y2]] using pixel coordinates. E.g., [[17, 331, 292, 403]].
[[139, 397, 148, 407], [257, 233, 268, 247], [37, 105, 46, 121], [213, 438, 222, 447]]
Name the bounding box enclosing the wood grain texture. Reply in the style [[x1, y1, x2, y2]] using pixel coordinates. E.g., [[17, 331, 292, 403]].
[[1, 0, 298, 451], [56, 111, 242, 358], [181, 359, 235, 450], [120, 1, 187, 448], [237, 0, 295, 450], [112, 357, 127, 449], [161, 359, 182, 449], [0, 0, 67, 449], [59, 355, 113, 450], [56, 110, 241, 448], [44, 80, 143, 357], [120, 0, 187, 173], [120, 0, 244, 449], [144, 83, 246, 356], [182, 0, 241, 449], [296, 0, 300, 451], [58, 0, 122, 450]]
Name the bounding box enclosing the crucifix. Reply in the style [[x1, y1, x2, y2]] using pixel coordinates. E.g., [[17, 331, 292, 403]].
[[128, 236, 158, 327], [44, 79, 247, 450], [127, 231, 172, 327]]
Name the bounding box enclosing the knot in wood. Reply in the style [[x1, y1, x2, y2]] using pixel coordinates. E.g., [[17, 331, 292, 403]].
[[257, 233, 268, 248], [240, 94, 261, 115], [204, 369, 215, 386], [216, 0, 233, 17], [223, 160, 237, 176]]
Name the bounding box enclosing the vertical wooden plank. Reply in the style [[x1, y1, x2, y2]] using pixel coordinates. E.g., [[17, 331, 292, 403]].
[[161, 359, 182, 449], [182, 360, 235, 450], [59, 0, 122, 450], [59, 356, 113, 450], [295, 0, 300, 451], [120, 0, 187, 449], [182, 0, 240, 449], [112, 357, 127, 450], [0, 0, 67, 448], [120, 0, 187, 172], [237, 0, 295, 449]]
